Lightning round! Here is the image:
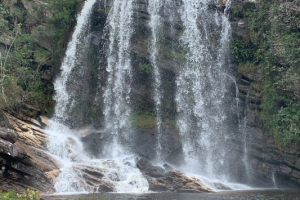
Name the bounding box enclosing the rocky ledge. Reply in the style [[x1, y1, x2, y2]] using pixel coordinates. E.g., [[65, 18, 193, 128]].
[[72, 164, 115, 192], [0, 111, 60, 193], [137, 158, 214, 193], [149, 170, 214, 193]]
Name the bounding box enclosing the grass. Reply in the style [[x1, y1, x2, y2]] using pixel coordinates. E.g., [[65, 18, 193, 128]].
[[0, 189, 40, 200]]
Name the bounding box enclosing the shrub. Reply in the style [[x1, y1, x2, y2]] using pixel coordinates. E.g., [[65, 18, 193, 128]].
[[0, 189, 40, 200], [231, 0, 300, 144]]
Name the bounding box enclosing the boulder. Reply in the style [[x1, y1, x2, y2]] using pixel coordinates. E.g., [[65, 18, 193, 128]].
[[39, 116, 50, 127], [73, 164, 114, 192], [163, 163, 174, 172], [0, 127, 18, 143], [137, 158, 165, 178], [137, 158, 152, 170], [149, 170, 214, 193], [211, 182, 232, 190]]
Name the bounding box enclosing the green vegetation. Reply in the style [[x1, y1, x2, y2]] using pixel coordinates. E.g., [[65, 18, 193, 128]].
[[0, 189, 40, 200], [47, 0, 83, 52], [0, 190, 109, 200], [159, 38, 186, 62], [0, 0, 84, 114], [139, 63, 152, 74], [131, 113, 157, 130], [231, 0, 300, 144]]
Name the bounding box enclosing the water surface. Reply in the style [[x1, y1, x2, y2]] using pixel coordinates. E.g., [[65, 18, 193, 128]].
[[42, 190, 300, 200]]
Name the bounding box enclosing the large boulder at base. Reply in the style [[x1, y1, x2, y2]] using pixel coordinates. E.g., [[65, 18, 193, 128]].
[[149, 170, 214, 193], [136, 158, 165, 178], [72, 164, 114, 192]]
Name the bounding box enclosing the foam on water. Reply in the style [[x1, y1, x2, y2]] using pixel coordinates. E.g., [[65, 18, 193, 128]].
[[46, 120, 149, 194]]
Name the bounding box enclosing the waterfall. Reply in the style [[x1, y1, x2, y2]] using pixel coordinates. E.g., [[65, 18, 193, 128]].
[[53, 0, 96, 123], [43, 0, 254, 194], [148, 0, 163, 159], [176, 0, 232, 178], [102, 0, 134, 157], [46, 0, 149, 193], [242, 89, 250, 180]]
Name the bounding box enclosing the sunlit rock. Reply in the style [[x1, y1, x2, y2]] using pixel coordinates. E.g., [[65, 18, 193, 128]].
[[149, 170, 214, 193]]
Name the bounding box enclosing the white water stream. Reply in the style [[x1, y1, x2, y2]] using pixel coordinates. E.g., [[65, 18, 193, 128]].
[[176, 0, 234, 179], [53, 0, 96, 123], [47, 0, 148, 193], [102, 0, 135, 158], [148, 0, 163, 160]]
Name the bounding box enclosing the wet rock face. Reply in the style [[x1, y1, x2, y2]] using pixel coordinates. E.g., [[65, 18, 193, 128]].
[[149, 170, 214, 193]]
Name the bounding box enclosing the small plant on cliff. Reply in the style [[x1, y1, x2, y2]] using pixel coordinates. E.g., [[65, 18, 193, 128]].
[[0, 189, 40, 200]]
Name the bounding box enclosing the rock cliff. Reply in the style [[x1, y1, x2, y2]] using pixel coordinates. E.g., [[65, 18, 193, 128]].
[[231, 0, 300, 187], [0, 111, 60, 193]]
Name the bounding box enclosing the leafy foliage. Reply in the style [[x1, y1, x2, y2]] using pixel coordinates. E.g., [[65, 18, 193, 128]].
[[0, 189, 40, 200], [47, 0, 83, 50], [231, 0, 300, 144], [0, 0, 84, 113]]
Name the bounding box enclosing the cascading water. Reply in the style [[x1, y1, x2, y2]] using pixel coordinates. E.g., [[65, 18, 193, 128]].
[[46, 0, 148, 193], [102, 0, 135, 157], [148, 0, 163, 159], [175, 0, 233, 179], [242, 89, 251, 180], [44, 0, 254, 194], [53, 0, 96, 123]]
